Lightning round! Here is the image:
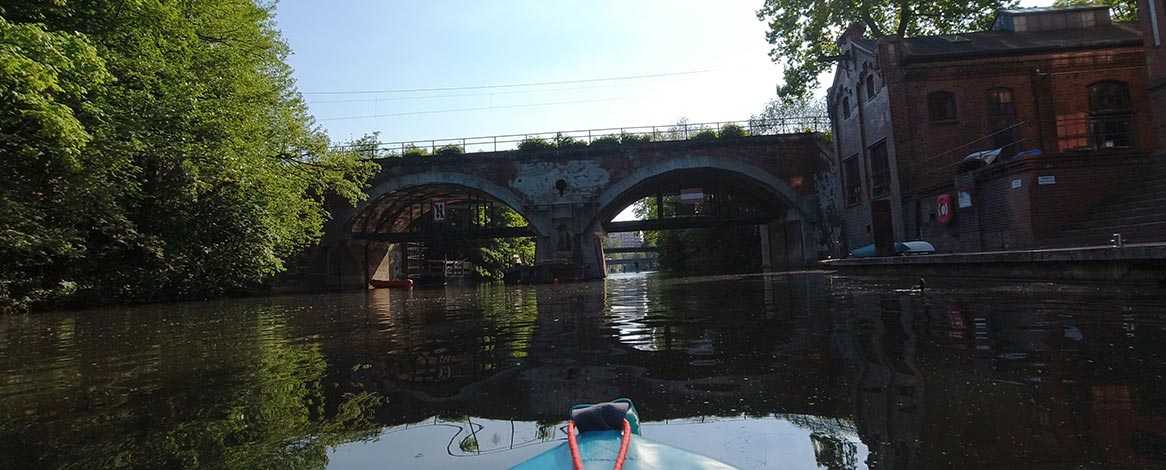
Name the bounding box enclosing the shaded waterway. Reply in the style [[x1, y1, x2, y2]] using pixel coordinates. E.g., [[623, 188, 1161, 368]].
[[2, 272, 1165, 469]]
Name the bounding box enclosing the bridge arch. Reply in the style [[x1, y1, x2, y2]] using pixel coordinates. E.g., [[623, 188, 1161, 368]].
[[331, 170, 549, 242], [593, 154, 816, 226]]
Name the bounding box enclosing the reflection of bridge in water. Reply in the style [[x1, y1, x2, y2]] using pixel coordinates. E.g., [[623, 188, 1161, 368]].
[[325, 274, 1166, 469], [340, 276, 854, 417]]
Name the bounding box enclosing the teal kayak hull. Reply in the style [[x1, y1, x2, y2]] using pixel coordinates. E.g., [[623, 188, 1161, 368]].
[[509, 429, 739, 470]]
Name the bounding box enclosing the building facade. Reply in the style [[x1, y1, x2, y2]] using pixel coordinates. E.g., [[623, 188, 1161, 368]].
[[829, 6, 1160, 254]]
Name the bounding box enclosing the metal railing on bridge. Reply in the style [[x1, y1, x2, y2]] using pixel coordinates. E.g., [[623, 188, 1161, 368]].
[[342, 116, 829, 156]]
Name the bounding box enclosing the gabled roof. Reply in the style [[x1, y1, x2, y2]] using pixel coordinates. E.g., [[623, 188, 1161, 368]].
[[851, 39, 876, 53], [898, 23, 1142, 64]]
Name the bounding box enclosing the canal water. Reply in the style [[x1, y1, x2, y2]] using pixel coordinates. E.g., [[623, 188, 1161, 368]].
[[2, 272, 1165, 469]]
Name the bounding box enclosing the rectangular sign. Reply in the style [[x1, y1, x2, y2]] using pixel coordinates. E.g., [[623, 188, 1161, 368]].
[[432, 201, 446, 222], [679, 188, 704, 204], [1038, 175, 1056, 185], [1011, 179, 1022, 189], [957, 191, 973, 209]]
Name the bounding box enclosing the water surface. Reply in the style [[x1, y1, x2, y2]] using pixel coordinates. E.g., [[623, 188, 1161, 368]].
[[2, 273, 1164, 469]]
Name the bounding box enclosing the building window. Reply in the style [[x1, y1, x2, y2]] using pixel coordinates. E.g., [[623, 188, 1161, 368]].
[[987, 88, 1017, 151], [1088, 80, 1131, 112], [868, 142, 890, 197], [986, 88, 1015, 116], [865, 75, 876, 101], [843, 155, 862, 206], [1090, 116, 1135, 148], [1087, 80, 1134, 149], [841, 96, 851, 119], [928, 91, 956, 121]]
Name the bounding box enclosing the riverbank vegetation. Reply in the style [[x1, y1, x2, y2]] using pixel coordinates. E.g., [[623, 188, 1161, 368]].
[[0, 1, 376, 312]]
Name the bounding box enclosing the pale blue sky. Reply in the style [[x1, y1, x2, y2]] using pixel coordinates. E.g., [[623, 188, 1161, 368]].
[[275, 1, 1057, 146], [275, 1, 784, 145]]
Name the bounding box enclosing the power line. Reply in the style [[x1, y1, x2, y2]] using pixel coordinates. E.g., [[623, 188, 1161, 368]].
[[316, 97, 639, 121], [306, 83, 621, 105], [301, 69, 720, 95]]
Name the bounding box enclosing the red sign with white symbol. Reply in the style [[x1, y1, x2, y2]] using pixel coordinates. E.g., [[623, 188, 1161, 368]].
[[936, 194, 953, 224]]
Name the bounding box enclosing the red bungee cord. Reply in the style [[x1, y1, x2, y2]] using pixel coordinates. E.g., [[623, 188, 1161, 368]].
[[567, 418, 632, 470]]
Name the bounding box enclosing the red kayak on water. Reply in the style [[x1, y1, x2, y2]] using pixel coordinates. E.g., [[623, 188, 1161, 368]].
[[369, 278, 413, 288]]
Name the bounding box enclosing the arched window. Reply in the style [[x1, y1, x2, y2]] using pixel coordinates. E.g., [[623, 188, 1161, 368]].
[[927, 91, 956, 121], [1088, 80, 1131, 112], [841, 96, 851, 119], [986, 88, 1015, 116], [865, 75, 876, 100]]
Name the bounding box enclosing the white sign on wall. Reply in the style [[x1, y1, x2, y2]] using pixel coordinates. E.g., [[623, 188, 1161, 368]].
[[1038, 175, 1056, 185], [957, 191, 973, 209], [1011, 179, 1022, 189]]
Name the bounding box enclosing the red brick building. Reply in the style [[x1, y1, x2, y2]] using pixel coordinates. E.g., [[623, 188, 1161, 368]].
[[828, 6, 1162, 255]]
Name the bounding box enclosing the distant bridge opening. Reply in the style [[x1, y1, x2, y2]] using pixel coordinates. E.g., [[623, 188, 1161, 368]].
[[350, 183, 534, 243], [348, 183, 536, 283], [601, 168, 790, 233]]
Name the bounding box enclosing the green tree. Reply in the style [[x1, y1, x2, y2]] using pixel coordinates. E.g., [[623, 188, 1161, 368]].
[[0, 18, 112, 311], [750, 97, 829, 134], [757, 0, 1016, 100], [0, 1, 376, 311], [423, 206, 534, 279], [632, 194, 761, 274]]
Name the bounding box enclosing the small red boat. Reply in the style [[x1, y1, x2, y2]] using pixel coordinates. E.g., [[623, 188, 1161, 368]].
[[369, 278, 414, 289]]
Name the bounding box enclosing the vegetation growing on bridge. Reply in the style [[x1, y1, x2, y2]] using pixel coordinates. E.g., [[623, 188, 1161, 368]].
[[0, 2, 376, 312]]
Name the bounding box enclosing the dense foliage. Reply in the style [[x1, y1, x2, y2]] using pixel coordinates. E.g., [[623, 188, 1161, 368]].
[[633, 193, 762, 274], [422, 206, 535, 279], [756, 0, 1016, 100], [0, 1, 376, 312]]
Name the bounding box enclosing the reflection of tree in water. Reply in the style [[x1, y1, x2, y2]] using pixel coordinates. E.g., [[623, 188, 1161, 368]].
[[777, 414, 858, 436], [459, 434, 479, 453], [6, 309, 386, 470], [778, 414, 860, 470], [536, 419, 560, 441], [810, 432, 859, 470]]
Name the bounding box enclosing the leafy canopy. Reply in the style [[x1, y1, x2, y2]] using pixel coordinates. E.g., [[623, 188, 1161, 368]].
[[0, 0, 376, 311], [757, 0, 1017, 100]]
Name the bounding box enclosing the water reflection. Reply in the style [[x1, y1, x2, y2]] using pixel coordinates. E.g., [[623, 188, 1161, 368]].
[[0, 274, 1164, 469]]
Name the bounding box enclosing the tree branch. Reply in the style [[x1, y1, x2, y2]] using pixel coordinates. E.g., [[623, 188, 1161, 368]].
[[895, 0, 912, 38], [859, 0, 886, 37]]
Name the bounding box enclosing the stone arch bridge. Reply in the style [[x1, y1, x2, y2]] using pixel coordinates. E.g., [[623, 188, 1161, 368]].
[[311, 134, 836, 288]]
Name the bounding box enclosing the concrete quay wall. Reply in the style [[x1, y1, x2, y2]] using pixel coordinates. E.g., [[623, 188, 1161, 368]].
[[820, 243, 1166, 283]]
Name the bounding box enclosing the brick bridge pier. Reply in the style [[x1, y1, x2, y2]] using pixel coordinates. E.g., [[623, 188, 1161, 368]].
[[310, 133, 837, 288]]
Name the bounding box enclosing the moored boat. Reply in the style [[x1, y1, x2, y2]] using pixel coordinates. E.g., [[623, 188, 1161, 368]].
[[849, 240, 936, 258], [369, 278, 414, 289]]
